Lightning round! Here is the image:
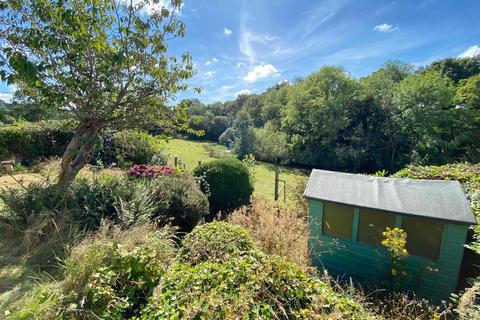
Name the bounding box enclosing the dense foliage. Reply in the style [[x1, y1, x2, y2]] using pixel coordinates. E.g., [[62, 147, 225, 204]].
[[0, 122, 167, 167], [142, 251, 375, 320], [149, 175, 209, 232], [11, 225, 177, 319], [183, 56, 480, 172], [5, 221, 377, 320], [178, 221, 255, 265], [193, 158, 254, 214], [0, 120, 75, 164], [106, 130, 165, 167], [0, 171, 208, 234]]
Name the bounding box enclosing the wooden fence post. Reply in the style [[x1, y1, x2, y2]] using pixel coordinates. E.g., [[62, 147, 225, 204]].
[[174, 156, 178, 167], [274, 167, 280, 201]]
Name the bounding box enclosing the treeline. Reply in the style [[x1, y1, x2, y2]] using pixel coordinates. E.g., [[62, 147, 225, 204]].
[[185, 56, 480, 173]]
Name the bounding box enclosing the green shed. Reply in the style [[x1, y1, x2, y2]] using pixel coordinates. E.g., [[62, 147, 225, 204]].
[[304, 169, 476, 302]]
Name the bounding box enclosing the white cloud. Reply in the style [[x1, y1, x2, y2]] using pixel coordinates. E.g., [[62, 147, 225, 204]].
[[243, 64, 279, 82], [0, 92, 13, 103], [235, 89, 252, 97], [219, 85, 236, 92], [204, 71, 216, 77], [373, 23, 397, 32], [239, 30, 277, 63], [458, 45, 480, 58], [224, 27, 232, 36], [204, 57, 219, 66]]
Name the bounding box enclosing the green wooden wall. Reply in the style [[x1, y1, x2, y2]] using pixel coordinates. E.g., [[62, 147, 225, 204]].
[[308, 199, 469, 303]]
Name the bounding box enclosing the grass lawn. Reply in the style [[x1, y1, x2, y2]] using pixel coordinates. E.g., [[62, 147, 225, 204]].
[[164, 138, 309, 200]]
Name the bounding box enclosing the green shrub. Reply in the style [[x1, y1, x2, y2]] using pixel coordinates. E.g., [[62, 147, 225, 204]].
[[0, 174, 131, 231], [149, 175, 209, 232], [193, 158, 254, 214], [0, 120, 75, 164], [0, 172, 207, 238], [13, 224, 177, 319], [142, 251, 375, 320], [178, 221, 255, 265], [112, 130, 165, 167]]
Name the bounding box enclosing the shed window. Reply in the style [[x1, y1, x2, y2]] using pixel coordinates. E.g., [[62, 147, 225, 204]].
[[322, 202, 354, 239], [358, 208, 395, 246], [402, 217, 444, 260]]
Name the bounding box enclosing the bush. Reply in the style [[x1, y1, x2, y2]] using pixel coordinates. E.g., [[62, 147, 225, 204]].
[[0, 174, 135, 230], [149, 175, 209, 232], [0, 120, 75, 164], [112, 130, 165, 166], [178, 221, 255, 265], [193, 158, 254, 214], [93, 130, 165, 167], [14, 224, 177, 319], [127, 164, 176, 178], [1, 170, 208, 233], [142, 251, 376, 320]]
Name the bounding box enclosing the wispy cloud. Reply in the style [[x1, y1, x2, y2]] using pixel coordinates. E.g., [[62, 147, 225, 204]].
[[204, 71, 216, 77], [224, 27, 232, 36], [235, 89, 252, 97], [243, 64, 279, 82], [373, 23, 398, 32], [458, 45, 480, 58], [300, 0, 344, 37], [374, 2, 397, 15], [239, 26, 277, 64], [204, 57, 219, 66]]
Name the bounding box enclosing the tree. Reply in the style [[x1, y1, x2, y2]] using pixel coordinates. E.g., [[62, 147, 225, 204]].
[[425, 56, 480, 83], [282, 66, 359, 167], [252, 123, 288, 164], [232, 110, 255, 157], [455, 74, 480, 109], [394, 71, 455, 164], [0, 0, 194, 184]]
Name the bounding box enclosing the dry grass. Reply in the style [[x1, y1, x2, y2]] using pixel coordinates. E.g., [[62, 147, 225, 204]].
[[229, 197, 311, 270]]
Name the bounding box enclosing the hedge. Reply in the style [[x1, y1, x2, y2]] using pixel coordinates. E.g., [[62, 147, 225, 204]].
[[0, 120, 76, 164]]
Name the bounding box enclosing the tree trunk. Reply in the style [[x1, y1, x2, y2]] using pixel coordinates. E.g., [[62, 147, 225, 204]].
[[57, 118, 102, 185]]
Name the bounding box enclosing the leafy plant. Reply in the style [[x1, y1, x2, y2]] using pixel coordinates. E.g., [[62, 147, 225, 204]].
[[142, 251, 375, 320], [149, 175, 209, 232], [113, 130, 165, 167], [178, 222, 255, 265], [382, 227, 409, 290], [193, 158, 254, 215]]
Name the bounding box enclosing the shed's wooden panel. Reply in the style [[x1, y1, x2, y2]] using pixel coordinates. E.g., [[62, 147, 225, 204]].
[[308, 199, 469, 302]]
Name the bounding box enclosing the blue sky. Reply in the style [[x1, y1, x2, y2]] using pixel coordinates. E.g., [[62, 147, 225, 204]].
[[1, 0, 479, 104]]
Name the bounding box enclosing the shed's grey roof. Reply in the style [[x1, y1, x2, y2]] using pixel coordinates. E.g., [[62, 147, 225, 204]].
[[304, 169, 476, 225]]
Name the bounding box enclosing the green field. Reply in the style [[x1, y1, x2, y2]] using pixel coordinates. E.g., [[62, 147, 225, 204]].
[[164, 139, 309, 200]]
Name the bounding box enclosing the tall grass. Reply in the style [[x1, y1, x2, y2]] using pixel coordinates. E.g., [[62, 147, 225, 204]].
[[229, 198, 310, 270]]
